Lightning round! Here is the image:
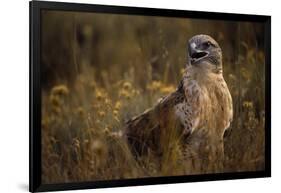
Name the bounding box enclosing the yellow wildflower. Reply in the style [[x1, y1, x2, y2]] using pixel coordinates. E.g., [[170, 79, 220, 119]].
[[243, 101, 253, 109], [105, 98, 111, 106], [51, 84, 69, 96], [103, 127, 110, 136], [114, 101, 122, 110], [113, 110, 118, 117], [147, 80, 162, 91], [119, 89, 131, 99], [122, 81, 132, 90], [96, 91, 103, 101], [98, 111, 105, 118]]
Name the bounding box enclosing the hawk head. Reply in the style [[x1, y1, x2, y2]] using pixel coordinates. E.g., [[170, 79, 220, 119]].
[[187, 34, 222, 72]]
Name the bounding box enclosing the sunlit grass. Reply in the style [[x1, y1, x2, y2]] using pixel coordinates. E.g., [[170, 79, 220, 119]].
[[41, 11, 265, 183], [42, 47, 265, 183]]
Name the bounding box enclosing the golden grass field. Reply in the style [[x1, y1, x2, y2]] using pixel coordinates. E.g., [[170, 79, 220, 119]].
[[41, 11, 266, 183]]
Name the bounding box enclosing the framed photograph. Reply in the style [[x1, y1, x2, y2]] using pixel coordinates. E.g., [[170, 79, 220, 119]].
[[30, 1, 271, 192]]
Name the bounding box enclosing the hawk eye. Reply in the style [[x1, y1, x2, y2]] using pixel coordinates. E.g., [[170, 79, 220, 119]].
[[202, 41, 212, 49]]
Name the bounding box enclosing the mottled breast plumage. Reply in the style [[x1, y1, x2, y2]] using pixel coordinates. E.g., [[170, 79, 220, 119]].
[[125, 34, 233, 173]]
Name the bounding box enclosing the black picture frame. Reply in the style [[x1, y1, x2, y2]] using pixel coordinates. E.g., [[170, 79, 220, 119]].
[[29, 1, 271, 192]]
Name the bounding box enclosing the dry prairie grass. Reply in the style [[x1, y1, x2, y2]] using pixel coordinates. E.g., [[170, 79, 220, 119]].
[[41, 11, 265, 184]]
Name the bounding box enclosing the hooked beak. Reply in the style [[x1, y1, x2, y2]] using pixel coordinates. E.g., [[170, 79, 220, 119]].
[[189, 43, 209, 64]]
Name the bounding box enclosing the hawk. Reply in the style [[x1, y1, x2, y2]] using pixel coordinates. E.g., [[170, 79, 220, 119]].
[[125, 34, 233, 173]]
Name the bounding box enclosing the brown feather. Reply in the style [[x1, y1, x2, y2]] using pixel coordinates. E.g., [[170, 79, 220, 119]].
[[125, 81, 185, 156]]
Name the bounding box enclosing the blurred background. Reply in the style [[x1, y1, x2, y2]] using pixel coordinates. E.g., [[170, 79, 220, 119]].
[[41, 10, 265, 183], [41, 11, 264, 89]]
